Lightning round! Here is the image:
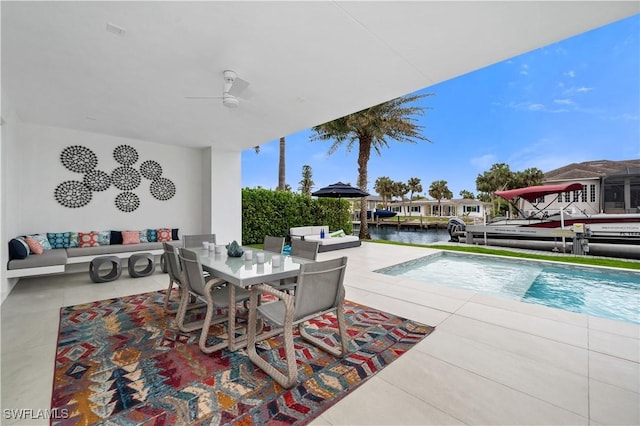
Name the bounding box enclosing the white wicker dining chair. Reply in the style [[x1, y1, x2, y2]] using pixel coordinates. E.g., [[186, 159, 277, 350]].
[[290, 238, 319, 260], [162, 242, 206, 315], [263, 235, 285, 254], [246, 256, 349, 388], [269, 238, 319, 293], [183, 234, 216, 248], [178, 248, 251, 353]]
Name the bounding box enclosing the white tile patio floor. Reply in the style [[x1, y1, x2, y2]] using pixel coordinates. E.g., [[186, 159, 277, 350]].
[[1, 242, 638, 425]]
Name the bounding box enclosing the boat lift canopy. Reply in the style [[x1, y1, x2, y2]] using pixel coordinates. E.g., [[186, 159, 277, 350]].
[[495, 183, 584, 202]]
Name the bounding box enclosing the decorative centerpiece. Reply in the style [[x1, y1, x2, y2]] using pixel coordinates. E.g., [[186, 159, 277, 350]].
[[226, 240, 244, 257]]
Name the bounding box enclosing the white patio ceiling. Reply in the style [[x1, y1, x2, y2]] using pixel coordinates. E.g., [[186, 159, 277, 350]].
[[2, 1, 638, 151]]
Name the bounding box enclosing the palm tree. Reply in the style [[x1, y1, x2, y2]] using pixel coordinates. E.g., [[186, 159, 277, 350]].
[[476, 163, 512, 216], [310, 93, 433, 239], [392, 181, 409, 205], [277, 137, 286, 191], [374, 176, 394, 208], [298, 164, 314, 196], [406, 177, 423, 216], [513, 167, 544, 188], [429, 180, 453, 216], [459, 189, 475, 199]]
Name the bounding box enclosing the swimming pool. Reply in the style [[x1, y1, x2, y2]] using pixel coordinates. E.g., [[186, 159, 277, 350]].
[[375, 252, 640, 324]]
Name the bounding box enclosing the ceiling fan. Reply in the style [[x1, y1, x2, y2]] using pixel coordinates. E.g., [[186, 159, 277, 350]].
[[185, 70, 251, 108]]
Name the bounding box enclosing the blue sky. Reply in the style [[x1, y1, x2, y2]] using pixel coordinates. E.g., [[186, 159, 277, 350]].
[[242, 14, 639, 198]]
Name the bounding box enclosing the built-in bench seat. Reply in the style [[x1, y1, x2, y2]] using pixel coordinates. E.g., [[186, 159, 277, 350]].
[[65, 242, 174, 263], [6, 241, 180, 278], [7, 249, 69, 277], [289, 226, 361, 252]]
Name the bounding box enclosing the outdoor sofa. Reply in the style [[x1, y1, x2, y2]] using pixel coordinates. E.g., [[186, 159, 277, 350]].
[[289, 226, 361, 252], [7, 229, 180, 278]]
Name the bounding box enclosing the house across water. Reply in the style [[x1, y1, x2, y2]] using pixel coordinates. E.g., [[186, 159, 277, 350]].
[[352, 159, 640, 221], [522, 159, 640, 216]]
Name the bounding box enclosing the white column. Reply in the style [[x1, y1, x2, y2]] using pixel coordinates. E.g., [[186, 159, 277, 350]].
[[209, 149, 242, 245], [624, 178, 631, 212]]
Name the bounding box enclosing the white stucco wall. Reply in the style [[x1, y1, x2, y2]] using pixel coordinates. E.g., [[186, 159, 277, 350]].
[[1, 94, 23, 303], [210, 149, 242, 245], [1, 122, 219, 303], [1, 120, 245, 304], [12, 123, 205, 234]]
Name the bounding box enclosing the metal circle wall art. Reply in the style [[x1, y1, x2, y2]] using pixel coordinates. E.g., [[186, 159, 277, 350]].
[[60, 145, 98, 173], [111, 166, 141, 191], [150, 177, 176, 200], [114, 192, 140, 212], [140, 160, 163, 180], [54, 181, 93, 208], [83, 170, 111, 192], [113, 144, 139, 166], [55, 144, 177, 212]]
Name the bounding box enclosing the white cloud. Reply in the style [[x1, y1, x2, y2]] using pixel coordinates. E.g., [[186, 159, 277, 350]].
[[520, 64, 529, 75], [564, 70, 576, 78], [562, 86, 594, 97], [506, 101, 529, 110], [470, 154, 497, 170], [312, 151, 329, 161], [604, 113, 639, 121], [508, 139, 585, 173], [553, 99, 575, 106], [506, 101, 569, 114]]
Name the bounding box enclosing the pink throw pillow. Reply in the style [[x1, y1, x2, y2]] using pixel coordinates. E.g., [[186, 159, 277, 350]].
[[78, 232, 100, 248], [25, 236, 44, 254], [157, 228, 172, 242], [122, 231, 140, 245]]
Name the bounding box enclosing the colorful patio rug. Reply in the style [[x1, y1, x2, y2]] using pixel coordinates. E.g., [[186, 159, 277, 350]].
[[51, 290, 434, 425]]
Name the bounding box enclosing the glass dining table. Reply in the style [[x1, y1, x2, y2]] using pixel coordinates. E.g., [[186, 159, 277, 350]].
[[193, 247, 313, 351]]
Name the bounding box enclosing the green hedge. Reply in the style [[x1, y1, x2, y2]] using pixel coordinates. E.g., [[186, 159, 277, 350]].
[[242, 188, 353, 245]]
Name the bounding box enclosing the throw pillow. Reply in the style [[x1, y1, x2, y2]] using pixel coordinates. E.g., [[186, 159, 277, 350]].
[[157, 228, 171, 242], [110, 231, 123, 245], [30, 234, 52, 250], [25, 236, 44, 254], [96, 230, 111, 246], [147, 229, 158, 243], [172, 228, 179, 241], [139, 229, 149, 243], [8, 238, 29, 260], [78, 232, 100, 248], [47, 232, 71, 249], [69, 232, 79, 248], [122, 231, 140, 245]]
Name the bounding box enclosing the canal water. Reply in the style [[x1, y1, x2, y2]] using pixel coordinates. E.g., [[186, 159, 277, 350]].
[[353, 225, 451, 245]]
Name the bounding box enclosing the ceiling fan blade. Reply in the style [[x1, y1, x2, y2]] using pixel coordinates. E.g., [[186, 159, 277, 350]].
[[228, 77, 250, 97], [184, 96, 223, 99]]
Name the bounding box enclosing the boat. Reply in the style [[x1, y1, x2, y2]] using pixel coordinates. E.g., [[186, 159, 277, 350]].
[[447, 183, 640, 259], [366, 209, 397, 219]]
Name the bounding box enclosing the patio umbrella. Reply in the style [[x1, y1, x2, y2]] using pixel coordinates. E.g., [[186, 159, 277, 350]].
[[312, 182, 369, 198]]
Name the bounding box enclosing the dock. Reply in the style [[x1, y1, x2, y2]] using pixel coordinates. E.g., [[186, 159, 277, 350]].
[[352, 218, 449, 231]]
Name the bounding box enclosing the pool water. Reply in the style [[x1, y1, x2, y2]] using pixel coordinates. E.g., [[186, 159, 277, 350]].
[[354, 225, 450, 245], [375, 252, 640, 324]]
